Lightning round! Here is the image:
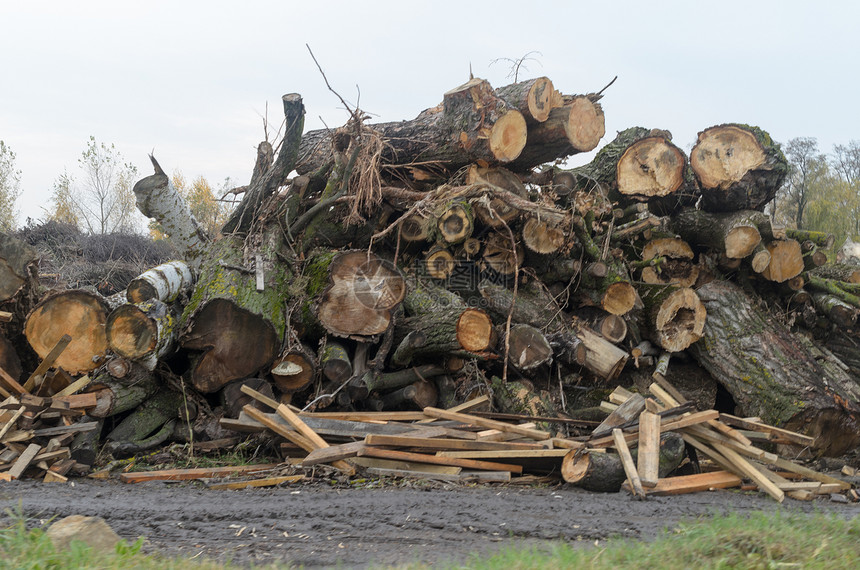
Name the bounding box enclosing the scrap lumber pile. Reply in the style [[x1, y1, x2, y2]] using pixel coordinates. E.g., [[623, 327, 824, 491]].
[[3, 74, 860, 488]]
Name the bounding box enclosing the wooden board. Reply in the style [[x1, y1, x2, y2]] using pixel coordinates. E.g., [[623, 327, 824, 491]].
[[208, 475, 304, 490], [719, 413, 816, 447], [357, 447, 523, 473], [631, 471, 743, 495], [421, 407, 551, 440], [350, 457, 461, 475], [301, 441, 366, 466], [7, 443, 41, 479], [363, 434, 546, 451], [637, 410, 660, 487], [119, 463, 279, 483], [435, 449, 570, 459], [613, 428, 645, 497]]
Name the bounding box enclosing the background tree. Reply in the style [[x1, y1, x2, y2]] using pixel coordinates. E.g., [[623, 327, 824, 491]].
[[775, 137, 828, 229], [831, 140, 860, 235], [48, 136, 141, 234], [0, 141, 22, 231]]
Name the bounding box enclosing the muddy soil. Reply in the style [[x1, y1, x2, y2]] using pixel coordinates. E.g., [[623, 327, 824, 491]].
[[2, 478, 858, 568]]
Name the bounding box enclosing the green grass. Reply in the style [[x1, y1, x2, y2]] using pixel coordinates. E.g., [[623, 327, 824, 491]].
[[446, 511, 860, 570], [2, 508, 858, 569]]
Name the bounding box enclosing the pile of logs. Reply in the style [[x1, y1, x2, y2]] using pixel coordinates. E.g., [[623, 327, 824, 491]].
[[3, 74, 860, 485]]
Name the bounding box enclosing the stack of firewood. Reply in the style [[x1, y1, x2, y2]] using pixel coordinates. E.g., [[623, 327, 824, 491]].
[[3, 74, 860, 480]]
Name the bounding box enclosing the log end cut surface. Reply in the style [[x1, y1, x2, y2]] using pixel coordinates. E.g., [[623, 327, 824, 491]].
[[182, 298, 278, 393], [602, 282, 638, 316], [457, 309, 494, 352], [24, 290, 109, 374], [566, 96, 605, 152], [690, 125, 766, 190], [489, 110, 528, 162], [654, 288, 706, 352], [616, 137, 685, 198], [106, 305, 158, 359]]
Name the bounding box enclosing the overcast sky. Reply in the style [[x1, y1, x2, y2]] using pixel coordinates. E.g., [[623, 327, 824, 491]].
[[2, 0, 859, 225]]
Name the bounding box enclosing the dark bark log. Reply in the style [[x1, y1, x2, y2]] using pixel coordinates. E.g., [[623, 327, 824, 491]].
[[103, 388, 186, 456], [507, 97, 606, 172], [690, 124, 789, 212], [320, 341, 353, 384], [689, 279, 860, 456], [466, 166, 527, 229], [220, 378, 276, 418], [505, 323, 553, 371], [0, 233, 39, 303], [671, 209, 774, 259], [380, 379, 438, 410], [363, 363, 447, 393], [86, 366, 159, 418], [271, 344, 318, 394], [391, 308, 494, 366], [494, 77, 555, 123], [561, 432, 686, 492], [223, 94, 305, 234], [296, 78, 528, 178], [70, 415, 104, 467]]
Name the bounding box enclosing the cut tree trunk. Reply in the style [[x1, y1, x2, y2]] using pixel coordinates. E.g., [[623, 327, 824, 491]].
[[103, 388, 185, 457], [494, 77, 555, 123], [638, 286, 707, 353], [761, 239, 804, 283], [638, 238, 698, 287], [179, 233, 291, 393], [271, 344, 318, 394], [507, 97, 606, 171], [316, 250, 406, 339], [380, 379, 438, 410], [570, 127, 690, 207], [106, 299, 179, 370], [222, 93, 305, 234], [86, 366, 159, 418], [132, 155, 208, 266], [688, 279, 860, 456], [505, 324, 553, 372], [561, 432, 686, 492], [466, 166, 527, 229], [296, 78, 528, 178], [24, 290, 111, 374], [391, 308, 494, 366], [126, 260, 194, 304], [320, 341, 353, 384], [690, 124, 789, 212], [671, 209, 774, 259]]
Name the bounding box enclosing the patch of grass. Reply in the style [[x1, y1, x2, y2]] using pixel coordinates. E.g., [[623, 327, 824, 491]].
[[449, 511, 860, 570], [0, 508, 227, 570]]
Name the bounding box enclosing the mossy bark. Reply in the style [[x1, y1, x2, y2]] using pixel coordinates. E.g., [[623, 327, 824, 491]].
[[179, 233, 292, 393], [688, 279, 860, 456]]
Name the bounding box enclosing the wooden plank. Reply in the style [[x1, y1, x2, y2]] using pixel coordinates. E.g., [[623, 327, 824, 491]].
[[301, 441, 365, 466], [208, 474, 305, 490], [633, 471, 743, 495], [613, 428, 645, 497], [364, 467, 463, 482], [53, 375, 92, 398], [637, 410, 660, 487], [0, 311, 13, 322], [301, 411, 429, 421], [711, 442, 784, 502], [436, 449, 570, 459], [23, 334, 73, 392], [43, 471, 69, 483], [7, 443, 41, 479], [48, 458, 76, 477], [0, 472, 13, 482], [719, 413, 817, 447], [0, 366, 28, 396], [51, 393, 98, 410], [276, 403, 332, 449], [243, 406, 354, 475], [364, 434, 547, 451], [33, 448, 71, 463], [358, 447, 523, 473], [240, 384, 281, 410], [421, 407, 551, 441], [593, 394, 647, 436], [242, 405, 315, 451], [416, 394, 492, 424], [119, 463, 280, 483], [0, 406, 25, 440], [32, 421, 98, 437], [587, 410, 719, 449], [766, 456, 852, 490], [350, 456, 461, 475]]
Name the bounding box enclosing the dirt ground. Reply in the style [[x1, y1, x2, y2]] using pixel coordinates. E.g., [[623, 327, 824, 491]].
[[2, 477, 858, 568]]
